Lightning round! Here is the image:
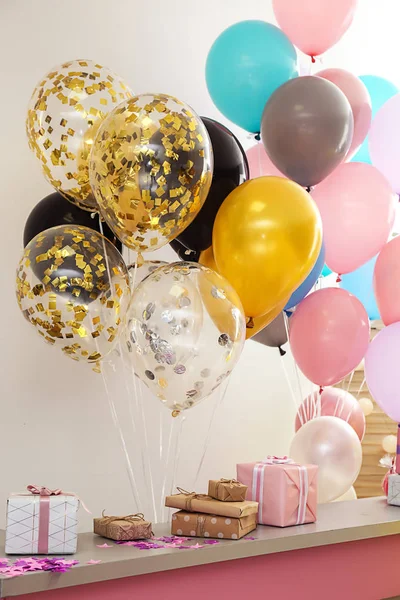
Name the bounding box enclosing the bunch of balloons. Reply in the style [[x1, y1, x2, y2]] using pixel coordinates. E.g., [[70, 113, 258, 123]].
[[18, 59, 247, 416]]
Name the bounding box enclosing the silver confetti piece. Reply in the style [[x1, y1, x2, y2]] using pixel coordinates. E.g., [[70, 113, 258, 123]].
[[174, 364, 186, 374], [178, 296, 191, 308], [145, 370, 155, 381], [218, 333, 231, 347], [161, 310, 174, 323], [211, 286, 226, 300], [200, 368, 211, 378]]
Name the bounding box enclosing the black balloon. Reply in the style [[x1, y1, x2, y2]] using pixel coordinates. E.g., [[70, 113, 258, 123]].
[[170, 238, 200, 262], [171, 117, 249, 253], [23, 192, 122, 252]]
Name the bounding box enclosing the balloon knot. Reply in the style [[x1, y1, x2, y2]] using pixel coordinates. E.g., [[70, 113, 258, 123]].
[[336, 274, 342, 283], [172, 410, 181, 418], [305, 186, 311, 193], [311, 55, 316, 63], [319, 386, 323, 395], [278, 347, 286, 357], [254, 133, 261, 142], [246, 316, 255, 329]]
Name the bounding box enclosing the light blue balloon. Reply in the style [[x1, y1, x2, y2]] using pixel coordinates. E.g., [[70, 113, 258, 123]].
[[206, 20, 298, 133], [321, 264, 332, 277], [340, 256, 380, 320], [351, 75, 399, 164], [284, 244, 325, 310]]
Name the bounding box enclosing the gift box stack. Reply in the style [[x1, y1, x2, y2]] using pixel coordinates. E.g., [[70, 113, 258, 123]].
[[166, 480, 258, 540]]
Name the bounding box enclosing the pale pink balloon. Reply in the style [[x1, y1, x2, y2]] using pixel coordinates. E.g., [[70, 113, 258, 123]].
[[289, 288, 370, 387], [374, 236, 400, 326], [245, 143, 286, 179], [369, 94, 400, 194], [312, 162, 396, 274], [295, 387, 365, 441], [272, 0, 358, 58], [316, 68, 371, 158]]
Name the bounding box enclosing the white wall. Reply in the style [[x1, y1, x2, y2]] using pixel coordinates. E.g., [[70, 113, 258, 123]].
[[1, 0, 399, 529]]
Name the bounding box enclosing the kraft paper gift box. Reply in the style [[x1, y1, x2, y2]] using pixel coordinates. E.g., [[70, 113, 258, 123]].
[[165, 488, 258, 518], [237, 456, 318, 527], [5, 485, 80, 554], [94, 512, 153, 541], [387, 474, 400, 506], [171, 510, 257, 540], [208, 479, 248, 502]]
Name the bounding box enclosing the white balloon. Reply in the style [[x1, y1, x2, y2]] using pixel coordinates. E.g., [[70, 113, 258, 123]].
[[382, 434, 397, 454], [290, 416, 362, 503], [359, 397, 374, 417], [332, 486, 357, 502]]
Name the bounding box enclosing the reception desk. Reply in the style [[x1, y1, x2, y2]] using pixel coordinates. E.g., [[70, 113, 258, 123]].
[[1, 497, 400, 600]]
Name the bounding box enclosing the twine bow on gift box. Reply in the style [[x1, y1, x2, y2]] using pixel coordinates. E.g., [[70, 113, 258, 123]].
[[214, 479, 246, 501], [100, 511, 146, 525], [176, 487, 212, 511]]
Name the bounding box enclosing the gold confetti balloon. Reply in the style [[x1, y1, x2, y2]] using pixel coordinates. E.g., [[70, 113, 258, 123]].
[[124, 262, 245, 414], [89, 94, 213, 252], [26, 59, 133, 211], [16, 225, 131, 365]]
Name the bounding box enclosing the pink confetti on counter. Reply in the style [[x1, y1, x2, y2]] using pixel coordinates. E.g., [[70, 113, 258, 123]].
[[96, 543, 113, 548], [87, 560, 102, 565], [203, 540, 220, 545], [0, 557, 79, 579]]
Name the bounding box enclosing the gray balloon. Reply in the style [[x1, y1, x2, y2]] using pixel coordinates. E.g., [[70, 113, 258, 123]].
[[261, 76, 354, 187], [252, 313, 288, 355]]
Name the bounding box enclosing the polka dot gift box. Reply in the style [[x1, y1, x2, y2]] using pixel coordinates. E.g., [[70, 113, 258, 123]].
[[171, 511, 257, 540]]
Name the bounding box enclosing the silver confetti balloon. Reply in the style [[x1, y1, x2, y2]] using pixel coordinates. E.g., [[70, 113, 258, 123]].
[[124, 262, 246, 413]]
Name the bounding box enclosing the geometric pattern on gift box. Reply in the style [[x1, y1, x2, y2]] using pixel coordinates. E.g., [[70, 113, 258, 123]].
[[5, 495, 78, 554], [388, 475, 400, 506]]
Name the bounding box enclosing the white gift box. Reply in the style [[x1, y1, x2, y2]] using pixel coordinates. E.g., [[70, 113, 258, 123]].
[[387, 474, 400, 507], [5, 493, 79, 554]]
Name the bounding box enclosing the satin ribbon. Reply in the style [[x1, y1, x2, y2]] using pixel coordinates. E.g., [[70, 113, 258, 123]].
[[25, 485, 90, 554], [251, 458, 308, 525]]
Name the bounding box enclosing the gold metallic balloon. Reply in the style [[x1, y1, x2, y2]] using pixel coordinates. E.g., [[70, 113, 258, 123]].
[[89, 93, 213, 252], [26, 59, 133, 211], [125, 262, 245, 414], [213, 177, 322, 319], [199, 245, 287, 338], [16, 225, 131, 365]]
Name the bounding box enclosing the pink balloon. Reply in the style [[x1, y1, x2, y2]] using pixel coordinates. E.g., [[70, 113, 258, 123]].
[[316, 69, 372, 158], [295, 387, 365, 441], [369, 94, 400, 194], [374, 236, 400, 326], [312, 162, 396, 274], [365, 322, 400, 422], [272, 0, 358, 58], [289, 288, 370, 387], [245, 143, 286, 179]]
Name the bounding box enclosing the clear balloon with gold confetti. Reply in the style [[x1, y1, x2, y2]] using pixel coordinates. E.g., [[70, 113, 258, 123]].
[[89, 94, 213, 252], [16, 225, 131, 367], [124, 262, 245, 414], [26, 59, 133, 211]]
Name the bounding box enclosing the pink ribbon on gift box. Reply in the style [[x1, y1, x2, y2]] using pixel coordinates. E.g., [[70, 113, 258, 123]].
[[26, 485, 90, 554], [252, 457, 309, 525]]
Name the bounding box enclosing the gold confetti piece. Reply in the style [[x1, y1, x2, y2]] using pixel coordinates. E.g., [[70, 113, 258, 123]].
[[92, 316, 100, 325]]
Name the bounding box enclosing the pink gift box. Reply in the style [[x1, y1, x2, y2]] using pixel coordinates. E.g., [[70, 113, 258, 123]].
[[237, 457, 318, 527]]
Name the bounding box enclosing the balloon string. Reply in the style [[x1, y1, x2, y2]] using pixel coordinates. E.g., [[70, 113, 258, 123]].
[[193, 380, 230, 489], [283, 313, 305, 416], [96, 218, 142, 511], [169, 415, 186, 498], [100, 367, 141, 511], [346, 369, 355, 393], [128, 336, 158, 523], [257, 141, 262, 178], [161, 416, 176, 522], [280, 353, 303, 425], [97, 219, 155, 521]]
